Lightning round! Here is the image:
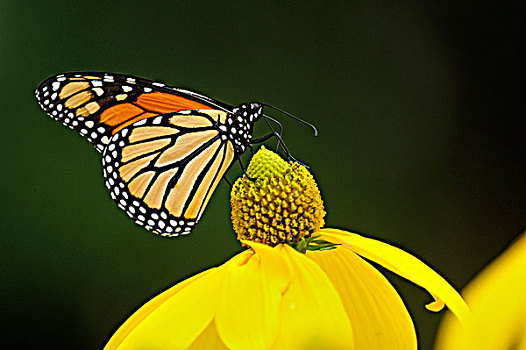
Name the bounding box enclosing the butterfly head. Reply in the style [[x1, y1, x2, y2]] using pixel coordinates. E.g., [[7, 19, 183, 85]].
[[228, 102, 263, 154]]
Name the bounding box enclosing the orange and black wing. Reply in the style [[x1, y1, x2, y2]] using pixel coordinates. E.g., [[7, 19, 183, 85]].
[[35, 72, 232, 152], [102, 109, 235, 236]]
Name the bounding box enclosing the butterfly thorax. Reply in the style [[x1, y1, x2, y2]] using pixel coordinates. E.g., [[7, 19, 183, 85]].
[[225, 102, 263, 156]]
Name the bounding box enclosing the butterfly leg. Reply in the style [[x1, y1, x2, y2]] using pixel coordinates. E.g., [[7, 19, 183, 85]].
[[237, 156, 256, 181], [261, 114, 283, 152], [223, 176, 233, 188], [251, 132, 308, 168], [251, 132, 284, 150]]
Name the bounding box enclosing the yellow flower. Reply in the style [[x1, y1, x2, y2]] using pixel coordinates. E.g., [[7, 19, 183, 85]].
[[435, 232, 526, 350], [104, 147, 469, 350]]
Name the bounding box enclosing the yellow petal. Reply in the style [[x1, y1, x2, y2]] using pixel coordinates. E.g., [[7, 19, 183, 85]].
[[520, 334, 526, 350], [104, 266, 223, 350], [307, 247, 417, 349], [215, 241, 290, 350], [273, 244, 354, 350], [188, 321, 228, 350], [319, 228, 470, 322], [435, 232, 526, 350]]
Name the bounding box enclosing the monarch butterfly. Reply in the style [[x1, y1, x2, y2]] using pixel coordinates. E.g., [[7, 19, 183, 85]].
[[35, 72, 315, 237]]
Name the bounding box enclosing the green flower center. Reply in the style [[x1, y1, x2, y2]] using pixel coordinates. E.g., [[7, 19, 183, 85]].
[[230, 146, 326, 247]]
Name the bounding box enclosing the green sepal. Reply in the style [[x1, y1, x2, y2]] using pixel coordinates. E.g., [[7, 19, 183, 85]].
[[293, 235, 340, 254]]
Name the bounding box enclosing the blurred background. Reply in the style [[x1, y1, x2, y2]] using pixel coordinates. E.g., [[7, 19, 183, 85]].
[[1, 1, 524, 348]]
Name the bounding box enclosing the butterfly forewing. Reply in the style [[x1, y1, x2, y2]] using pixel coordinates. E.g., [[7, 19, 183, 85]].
[[102, 110, 235, 236], [34, 72, 230, 152]]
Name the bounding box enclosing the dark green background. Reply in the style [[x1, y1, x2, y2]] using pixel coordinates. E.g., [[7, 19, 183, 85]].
[[1, 1, 524, 348]]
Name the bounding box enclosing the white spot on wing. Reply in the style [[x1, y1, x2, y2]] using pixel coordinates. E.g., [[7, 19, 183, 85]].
[[93, 87, 104, 96]]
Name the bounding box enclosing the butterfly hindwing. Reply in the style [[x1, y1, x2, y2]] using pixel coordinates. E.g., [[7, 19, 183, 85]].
[[35, 72, 230, 152], [102, 110, 235, 236]]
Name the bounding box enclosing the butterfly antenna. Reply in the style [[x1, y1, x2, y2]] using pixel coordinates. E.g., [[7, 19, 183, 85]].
[[260, 103, 318, 136]]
